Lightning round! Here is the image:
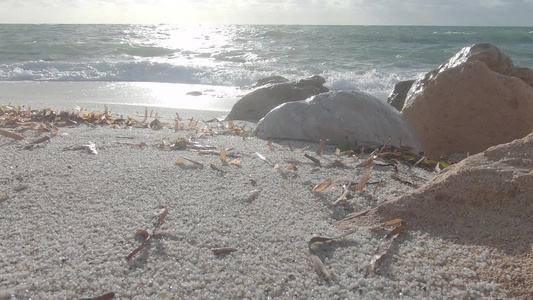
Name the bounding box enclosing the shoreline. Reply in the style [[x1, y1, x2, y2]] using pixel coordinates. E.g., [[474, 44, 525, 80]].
[[0, 81, 243, 115], [0, 103, 520, 299]]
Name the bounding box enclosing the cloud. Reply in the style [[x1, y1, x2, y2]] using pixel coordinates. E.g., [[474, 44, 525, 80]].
[[0, 0, 531, 25]]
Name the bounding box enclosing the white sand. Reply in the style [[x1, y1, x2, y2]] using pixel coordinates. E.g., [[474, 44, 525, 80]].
[[0, 87, 515, 299]]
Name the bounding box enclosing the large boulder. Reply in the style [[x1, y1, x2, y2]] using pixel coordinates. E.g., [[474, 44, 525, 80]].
[[225, 75, 328, 122], [402, 43, 533, 159], [254, 90, 423, 153], [387, 80, 415, 111], [335, 132, 533, 252], [334, 133, 533, 298]]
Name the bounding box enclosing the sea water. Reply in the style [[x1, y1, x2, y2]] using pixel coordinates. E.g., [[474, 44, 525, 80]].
[[0, 24, 532, 110]]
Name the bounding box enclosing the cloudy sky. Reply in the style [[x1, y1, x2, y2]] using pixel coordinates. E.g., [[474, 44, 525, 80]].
[[1, 0, 532, 26]]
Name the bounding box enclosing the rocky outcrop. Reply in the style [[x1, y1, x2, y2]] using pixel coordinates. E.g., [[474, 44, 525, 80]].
[[402, 43, 533, 159], [387, 80, 415, 111], [335, 132, 533, 253], [255, 90, 423, 153], [225, 75, 328, 122], [254, 76, 289, 87]]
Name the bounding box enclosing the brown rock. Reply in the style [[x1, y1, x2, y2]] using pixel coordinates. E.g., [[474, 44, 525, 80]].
[[335, 132, 533, 252], [334, 133, 533, 298], [514, 67, 533, 87], [402, 43, 533, 159]]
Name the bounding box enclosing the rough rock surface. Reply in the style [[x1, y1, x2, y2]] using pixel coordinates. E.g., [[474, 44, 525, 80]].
[[334, 133, 533, 298], [255, 90, 423, 153], [402, 43, 533, 159], [225, 75, 328, 122], [253, 75, 289, 87], [387, 80, 415, 111]]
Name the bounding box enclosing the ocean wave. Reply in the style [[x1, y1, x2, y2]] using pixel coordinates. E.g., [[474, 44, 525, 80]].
[[0, 59, 417, 99], [0, 61, 203, 83]]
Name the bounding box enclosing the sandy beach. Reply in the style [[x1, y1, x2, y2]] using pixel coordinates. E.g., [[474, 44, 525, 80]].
[[1, 94, 527, 299]]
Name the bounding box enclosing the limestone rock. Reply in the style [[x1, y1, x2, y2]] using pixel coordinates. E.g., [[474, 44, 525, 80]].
[[225, 75, 328, 122], [438, 42, 516, 75], [515, 67, 533, 87], [334, 133, 533, 254], [387, 80, 415, 111], [255, 90, 423, 153], [402, 43, 533, 159]]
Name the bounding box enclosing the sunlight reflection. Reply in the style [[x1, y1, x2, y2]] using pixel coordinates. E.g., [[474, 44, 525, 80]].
[[115, 82, 241, 112]]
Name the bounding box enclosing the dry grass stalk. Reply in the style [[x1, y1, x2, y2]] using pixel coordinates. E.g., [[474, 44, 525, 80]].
[[354, 166, 373, 192]]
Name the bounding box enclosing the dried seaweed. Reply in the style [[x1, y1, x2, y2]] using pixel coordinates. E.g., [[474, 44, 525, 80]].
[[244, 189, 261, 202], [354, 166, 373, 192], [211, 247, 238, 256], [175, 157, 205, 168], [30, 136, 51, 145], [220, 148, 227, 163], [255, 152, 273, 165], [210, 164, 228, 174], [316, 139, 325, 156], [0, 193, 8, 203], [126, 208, 169, 261], [333, 181, 353, 205], [62, 142, 98, 155], [79, 291, 115, 300], [229, 157, 242, 166], [357, 149, 378, 167], [308, 229, 358, 281], [303, 153, 321, 166], [390, 173, 416, 187], [0, 129, 24, 141], [368, 219, 407, 274], [312, 178, 333, 194], [324, 160, 346, 169], [267, 136, 274, 150]]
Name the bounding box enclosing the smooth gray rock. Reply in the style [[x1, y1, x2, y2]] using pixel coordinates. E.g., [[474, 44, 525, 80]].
[[255, 90, 423, 153], [225, 75, 328, 122]]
